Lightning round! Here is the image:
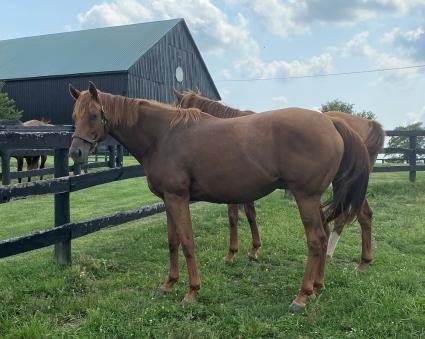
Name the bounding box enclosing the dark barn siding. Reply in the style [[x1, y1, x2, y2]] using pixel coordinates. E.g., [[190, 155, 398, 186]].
[[5, 73, 127, 124], [128, 21, 220, 103]]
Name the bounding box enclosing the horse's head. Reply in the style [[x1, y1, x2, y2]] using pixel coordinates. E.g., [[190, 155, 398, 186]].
[[173, 88, 202, 109], [69, 81, 109, 164]]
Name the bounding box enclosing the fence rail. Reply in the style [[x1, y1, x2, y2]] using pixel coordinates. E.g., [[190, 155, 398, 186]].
[[0, 126, 156, 263], [0, 127, 424, 263]]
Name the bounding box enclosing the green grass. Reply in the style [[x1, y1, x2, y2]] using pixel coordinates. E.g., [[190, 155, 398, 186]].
[[0, 171, 424, 338]]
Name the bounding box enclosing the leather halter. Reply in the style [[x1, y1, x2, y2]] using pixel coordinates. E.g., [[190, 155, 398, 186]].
[[72, 106, 109, 148]]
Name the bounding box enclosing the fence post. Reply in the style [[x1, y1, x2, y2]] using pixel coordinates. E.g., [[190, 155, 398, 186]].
[[116, 144, 123, 167], [409, 135, 417, 182], [1, 150, 11, 186], [54, 148, 71, 265], [108, 145, 116, 168]]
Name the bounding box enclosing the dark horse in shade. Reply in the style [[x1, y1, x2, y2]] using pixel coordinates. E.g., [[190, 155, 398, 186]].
[[69, 82, 370, 311]]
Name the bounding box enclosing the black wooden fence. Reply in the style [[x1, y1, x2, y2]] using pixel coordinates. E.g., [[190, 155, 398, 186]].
[[0, 126, 164, 264], [0, 128, 424, 263], [374, 130, 425, 182], [0, 124, 124, 184]]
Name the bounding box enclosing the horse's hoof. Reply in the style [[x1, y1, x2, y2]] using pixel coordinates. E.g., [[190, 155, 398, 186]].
[[223, 256, 233, 263], [181, 294, 196, 306], [289, 301, 305, 313], [308, 293, 317, 302], [356, 262, 369, 272], [247, 254, 258, 262], [158, 284, 173, 294]]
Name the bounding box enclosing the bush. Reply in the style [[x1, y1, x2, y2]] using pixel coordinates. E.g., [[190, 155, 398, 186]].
[[0, 81, 22, 120]]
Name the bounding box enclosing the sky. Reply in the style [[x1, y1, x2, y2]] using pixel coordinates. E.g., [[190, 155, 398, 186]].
[[1, 0, 424, 129]]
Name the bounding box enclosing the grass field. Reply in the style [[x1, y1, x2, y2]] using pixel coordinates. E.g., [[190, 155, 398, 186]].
[[0, 170, 424, 338]]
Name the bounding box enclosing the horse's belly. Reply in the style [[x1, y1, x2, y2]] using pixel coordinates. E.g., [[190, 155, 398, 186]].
[[188, 177, 286, 203]]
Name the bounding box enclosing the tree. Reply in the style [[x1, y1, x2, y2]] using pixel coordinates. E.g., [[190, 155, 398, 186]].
[[320, 99, 377, 120], [0, 81, 22, 120], [320, 99, 354, 115], [356, 110, 377, 120], [386, 122, 425, 162]]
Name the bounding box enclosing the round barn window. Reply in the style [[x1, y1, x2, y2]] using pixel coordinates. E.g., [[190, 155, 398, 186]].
[[175, 66, 184, 82]]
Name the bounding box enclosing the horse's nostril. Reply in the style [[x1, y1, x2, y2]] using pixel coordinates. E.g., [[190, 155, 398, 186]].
[[78, 149, 82, 158]]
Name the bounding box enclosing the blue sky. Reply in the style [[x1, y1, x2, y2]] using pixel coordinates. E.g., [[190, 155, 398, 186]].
[[1, 0, 424, 129]]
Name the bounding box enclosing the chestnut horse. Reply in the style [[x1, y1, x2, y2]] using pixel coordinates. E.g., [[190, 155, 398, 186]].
[[69, 82, 370, 311], [174, 90, 384, 271], [15, 119, 53, 183]]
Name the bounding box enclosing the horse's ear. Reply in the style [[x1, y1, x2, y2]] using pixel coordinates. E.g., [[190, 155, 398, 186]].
[[195, 87, 202, 95], [88, 81, 99, 102], [173, 87, 183, 101], [69, 83, 80, 100]]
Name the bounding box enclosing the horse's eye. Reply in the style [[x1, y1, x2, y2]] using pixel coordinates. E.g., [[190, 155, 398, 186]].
[[89, 113, 97, 121]]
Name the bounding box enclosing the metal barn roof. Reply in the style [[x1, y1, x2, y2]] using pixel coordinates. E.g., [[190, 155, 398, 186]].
[[0, 19, 182, 80]]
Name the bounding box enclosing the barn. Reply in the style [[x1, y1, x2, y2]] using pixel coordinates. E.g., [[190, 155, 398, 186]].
[[0, 18, 220, 124]]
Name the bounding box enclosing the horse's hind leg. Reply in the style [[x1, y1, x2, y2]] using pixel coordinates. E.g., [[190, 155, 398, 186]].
[[357, 199, 373, 272], [39, 155, 47, 180], [160, 209, 181, 293], [224, 204, 239, 262], [17, 157, 23, 183], [312, 209, 331, 297], [326, 215, 345, 258], [244, 202, 261, 260], [290, 194, 328, 312]]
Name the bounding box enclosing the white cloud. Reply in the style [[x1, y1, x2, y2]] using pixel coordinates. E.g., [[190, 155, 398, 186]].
[[295, 0, 425, 24], [272, 95, 288, 104], [381, 27, 401, 44], [381, 26, 425, 61], [77, 0, 153, 27], [235, 53, 333, 79], [228, 0, 309, 37], [77, 0, 258, 55], [407, 105, 425, 123], [229, 0, 425, 38], [337, 31, 376, 58], [331, 31, 421, 80]]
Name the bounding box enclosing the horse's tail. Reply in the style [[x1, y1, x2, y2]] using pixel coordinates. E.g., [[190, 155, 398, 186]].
[[364, 120, 385, 156], [323, 118, 370, 224]]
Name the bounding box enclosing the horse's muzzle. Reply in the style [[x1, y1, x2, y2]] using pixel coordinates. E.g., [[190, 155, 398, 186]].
[[69, 141, 89, 165]]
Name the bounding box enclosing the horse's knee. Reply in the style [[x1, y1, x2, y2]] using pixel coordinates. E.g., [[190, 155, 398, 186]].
[[168, 240, 179, 252], [308, 235, 328, 256]]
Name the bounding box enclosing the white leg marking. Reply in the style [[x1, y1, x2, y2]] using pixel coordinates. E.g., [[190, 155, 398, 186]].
[[326, 231, 340, 257]]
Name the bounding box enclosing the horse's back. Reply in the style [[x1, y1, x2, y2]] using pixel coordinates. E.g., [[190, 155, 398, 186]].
[[23, 119, 52, 126]]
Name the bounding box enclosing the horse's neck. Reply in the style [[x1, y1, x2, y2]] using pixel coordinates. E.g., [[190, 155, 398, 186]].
[[198, 99, 251, 118], [102, 95, 171, 160]]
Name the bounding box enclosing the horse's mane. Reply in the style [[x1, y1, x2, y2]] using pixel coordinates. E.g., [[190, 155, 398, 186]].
[[97, 92, 202, 129], [169, 106, 202, 129], [178, 90, 254, 118]]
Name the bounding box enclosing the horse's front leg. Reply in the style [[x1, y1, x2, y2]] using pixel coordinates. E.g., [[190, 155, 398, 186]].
[[290, 194, 327, 312], [244, 202, 261, 260], [164, 192, 200, 304], [159, 209, 180, 293], [224, 204, 239, 262]]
